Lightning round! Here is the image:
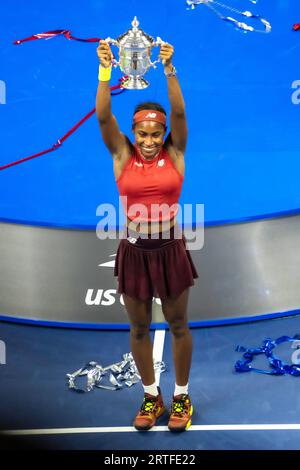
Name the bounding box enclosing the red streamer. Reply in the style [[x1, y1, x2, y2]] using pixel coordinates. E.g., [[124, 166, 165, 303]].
[[1, 30, 125, 171], [0, 81, 126, 171], [13, 29, 102, 45], [293, 23, 300, 31]]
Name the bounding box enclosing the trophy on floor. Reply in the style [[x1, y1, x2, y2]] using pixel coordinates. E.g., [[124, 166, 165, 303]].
[[105, 16, 165, 89]]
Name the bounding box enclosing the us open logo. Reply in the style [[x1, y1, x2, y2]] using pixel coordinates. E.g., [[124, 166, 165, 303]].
[[0, 80, 6, 105]]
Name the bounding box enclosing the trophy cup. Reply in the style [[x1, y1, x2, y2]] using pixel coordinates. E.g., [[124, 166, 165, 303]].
[[105, 17, 165, 89]]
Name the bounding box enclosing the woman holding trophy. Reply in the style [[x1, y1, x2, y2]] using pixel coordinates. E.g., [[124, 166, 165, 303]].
[[96, 20, 198, 432]]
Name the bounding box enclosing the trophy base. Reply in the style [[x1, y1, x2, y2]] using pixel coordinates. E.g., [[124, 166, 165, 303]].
[[121, 76, 149, 89]]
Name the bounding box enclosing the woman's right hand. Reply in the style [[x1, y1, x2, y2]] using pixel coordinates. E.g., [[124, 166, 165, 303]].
[[97, 40, 113, 68]]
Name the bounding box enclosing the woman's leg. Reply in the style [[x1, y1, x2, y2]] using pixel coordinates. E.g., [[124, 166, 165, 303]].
[[122, 294, 155, 386], [161, 288, 193, 431], [161, 288, 192, 386]]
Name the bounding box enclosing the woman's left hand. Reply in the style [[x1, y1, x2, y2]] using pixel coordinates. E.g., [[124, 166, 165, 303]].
[[159, 42, 174, 67]]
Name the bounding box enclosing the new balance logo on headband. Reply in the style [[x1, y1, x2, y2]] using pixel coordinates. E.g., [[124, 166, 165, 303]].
[[133, 110, 166, 126]]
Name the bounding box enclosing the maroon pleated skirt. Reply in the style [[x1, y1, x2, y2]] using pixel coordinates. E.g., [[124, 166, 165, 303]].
[[114, 224, 198, 300]]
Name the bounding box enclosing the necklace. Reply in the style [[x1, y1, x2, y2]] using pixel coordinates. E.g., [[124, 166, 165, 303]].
[[186, 0, 271, 34]]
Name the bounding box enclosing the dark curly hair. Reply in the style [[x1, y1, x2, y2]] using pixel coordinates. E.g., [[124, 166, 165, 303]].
[[133, 101, 167, 116]]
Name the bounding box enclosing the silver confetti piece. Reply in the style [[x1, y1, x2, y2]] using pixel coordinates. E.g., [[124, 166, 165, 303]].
[[66, 353, 165, 392], [186, 0, 271, 34]]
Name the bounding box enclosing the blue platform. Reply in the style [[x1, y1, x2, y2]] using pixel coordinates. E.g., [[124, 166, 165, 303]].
[[1, 0, 300, 228]]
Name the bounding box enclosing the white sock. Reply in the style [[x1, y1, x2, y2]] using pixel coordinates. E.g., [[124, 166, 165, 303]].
[[174, 383, 189, 396], [143, 382, 159, 397]]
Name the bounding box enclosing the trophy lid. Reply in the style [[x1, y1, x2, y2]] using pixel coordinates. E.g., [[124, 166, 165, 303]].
[[116, 16, 155, 48]]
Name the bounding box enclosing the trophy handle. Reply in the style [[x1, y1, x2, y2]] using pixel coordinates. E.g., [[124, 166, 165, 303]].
[[153, 36, 165, 46], [150, 36, 166, 69], [104, 36, 120, 68]]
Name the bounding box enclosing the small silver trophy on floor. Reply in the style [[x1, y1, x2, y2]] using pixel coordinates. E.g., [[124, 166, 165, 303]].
[[105, 17, 164, 89]]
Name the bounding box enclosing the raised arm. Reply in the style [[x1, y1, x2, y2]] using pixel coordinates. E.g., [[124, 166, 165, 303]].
[[160, 43, 188, 154], [96, 40, 128, 159]]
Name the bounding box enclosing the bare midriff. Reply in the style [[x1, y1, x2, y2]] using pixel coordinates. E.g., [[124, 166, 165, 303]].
[[126, 215, 176, 235]]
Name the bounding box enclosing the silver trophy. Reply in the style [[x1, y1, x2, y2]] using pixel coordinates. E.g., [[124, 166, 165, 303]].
[[105, 17, 165, 89]]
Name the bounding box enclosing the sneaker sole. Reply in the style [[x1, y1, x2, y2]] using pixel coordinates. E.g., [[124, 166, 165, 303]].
[[168, 405, 193, 433]]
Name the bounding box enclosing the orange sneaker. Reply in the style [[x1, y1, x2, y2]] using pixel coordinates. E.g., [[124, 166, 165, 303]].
[[133, 387, 166, 431], [168, 393, 193, 432]]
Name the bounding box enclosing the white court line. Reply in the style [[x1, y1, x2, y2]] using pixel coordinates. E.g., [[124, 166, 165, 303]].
[[2, 424, 300, 436], [0, 331, 167, 438], [4, 332, 299, 436], [153, 329, 166, 386]]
